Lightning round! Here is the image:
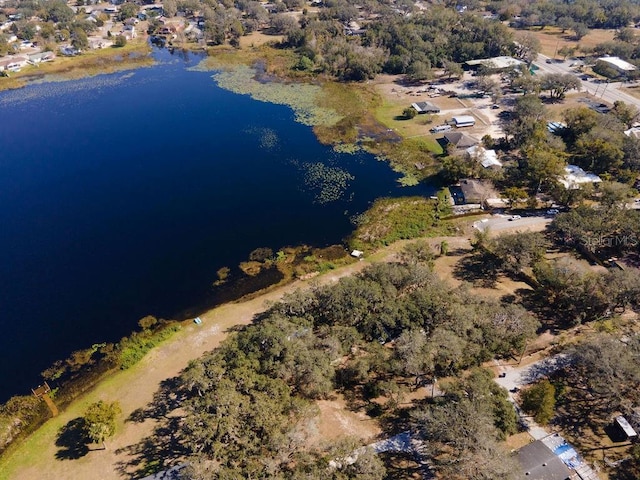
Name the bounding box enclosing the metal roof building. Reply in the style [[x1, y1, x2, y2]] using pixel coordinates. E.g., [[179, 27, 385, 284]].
[[465, 56, 525, 70]]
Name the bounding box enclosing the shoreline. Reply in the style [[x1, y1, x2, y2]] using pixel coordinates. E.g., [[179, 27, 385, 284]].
[[0, 40, 154, 93], [0, 248, 382, 479]]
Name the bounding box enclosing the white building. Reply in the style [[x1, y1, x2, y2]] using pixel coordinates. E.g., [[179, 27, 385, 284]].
[[465, 56, 524, 71], [452, 115, 475, 128], [558, 165, 602, 189], [466, 145, 501, 168], [596, 56, 637, 74]]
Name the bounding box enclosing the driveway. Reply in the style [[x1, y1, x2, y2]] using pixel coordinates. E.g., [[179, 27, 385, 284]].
[[494, 353, 572, 439]]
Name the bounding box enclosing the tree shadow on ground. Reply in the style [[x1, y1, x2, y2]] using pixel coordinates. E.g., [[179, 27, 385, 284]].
[[380, 452, 424, 480], [116, 416, 188, 479], [128, 376, 184, 423], [117, 377, 190, 478], [55, 417, 89, 460], [452, 252, 499, 288]]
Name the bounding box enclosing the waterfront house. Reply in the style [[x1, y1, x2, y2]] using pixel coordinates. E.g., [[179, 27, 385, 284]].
[[0, 54, 28, 71], [442, 131, 479, 149], [27, 51, 55, 64]]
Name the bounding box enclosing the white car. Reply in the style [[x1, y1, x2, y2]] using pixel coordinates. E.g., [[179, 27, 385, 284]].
[[508, 215, 522, 221]]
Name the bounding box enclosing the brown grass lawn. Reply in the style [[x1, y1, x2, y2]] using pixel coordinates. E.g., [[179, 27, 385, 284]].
[[511, 26, 616, 58], [621, 84, 640, 100], [238, 31, 284, 49]]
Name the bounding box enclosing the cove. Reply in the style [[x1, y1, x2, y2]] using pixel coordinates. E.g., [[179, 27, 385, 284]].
[[0, 47, 434, 402]]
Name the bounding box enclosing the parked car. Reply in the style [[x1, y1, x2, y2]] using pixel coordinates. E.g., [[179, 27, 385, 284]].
[[546, 208, 559, 215], [508, 215, 522, 221]]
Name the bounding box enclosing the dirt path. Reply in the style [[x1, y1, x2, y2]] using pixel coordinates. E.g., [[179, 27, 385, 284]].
[[0, 259, 374, 480]]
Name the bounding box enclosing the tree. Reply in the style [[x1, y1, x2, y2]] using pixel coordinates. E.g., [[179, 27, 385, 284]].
[[504, 94, 547, 147], [540, 73, 581, 100], [114, 35, 127, 47], [573, 23, 589, 41], [515, 32, 541, 66], [521, 379, 555, 425], [442, 59, 462, 79], [611, 101, 640, 128], [83, 401, 121, 449], [402, 106, 417, 119], [163, 0, 177, 17], [491, 231, 546, 277], [119, 2, 138, 20], [412, 396, 521, 479], [558, 45, 576, 60], [71, 28, 89, 51], [503, 186, 529, 208]]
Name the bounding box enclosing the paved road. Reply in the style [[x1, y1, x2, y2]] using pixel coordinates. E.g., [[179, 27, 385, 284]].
[[473, 214, 552, 234], [535, 54, 640, 110]]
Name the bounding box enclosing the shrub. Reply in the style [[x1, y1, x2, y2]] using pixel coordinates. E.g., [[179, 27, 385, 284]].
[[521, 379, 556, 425]]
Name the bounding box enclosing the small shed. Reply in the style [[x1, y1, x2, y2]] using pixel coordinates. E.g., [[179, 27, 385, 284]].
[[411, 101, 440, 114], [452, 115, 475, 127], [614, 415, 638, 440]]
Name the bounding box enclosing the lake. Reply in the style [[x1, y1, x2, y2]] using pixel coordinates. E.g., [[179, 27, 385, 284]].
[[0, 48, 433, 402]]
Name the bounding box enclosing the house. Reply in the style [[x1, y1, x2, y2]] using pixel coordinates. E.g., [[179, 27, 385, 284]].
[[27, 51, 55, 64], [517, 441, 573, 480], [411, 101, 440, 114], [466, 145, 501, 168], [0, 54, 28, 71], [465, 56, 524, 72], [558, 165, 602, 190], [443, 131, 479, 149], [596, 56, 636, 75], [458, 178, 497, 204], [452, 115, 475, 128]]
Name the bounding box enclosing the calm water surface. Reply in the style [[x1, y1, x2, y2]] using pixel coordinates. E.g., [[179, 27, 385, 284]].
[[0, 48, 433, 401]]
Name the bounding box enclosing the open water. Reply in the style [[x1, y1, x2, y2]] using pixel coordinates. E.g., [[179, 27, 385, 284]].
[[0, 48, 433, 401]]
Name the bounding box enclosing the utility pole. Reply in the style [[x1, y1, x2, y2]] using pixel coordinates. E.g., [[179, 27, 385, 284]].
[[518, 340, 528, 365]]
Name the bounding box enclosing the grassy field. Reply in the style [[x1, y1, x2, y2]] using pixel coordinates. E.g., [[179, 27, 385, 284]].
[[511, 26, 616, 57]]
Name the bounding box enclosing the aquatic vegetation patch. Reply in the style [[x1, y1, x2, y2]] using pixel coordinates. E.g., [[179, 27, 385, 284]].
[[209, 64, 342, 127], [292, 160, 355, 204], [244, 126, 280, 150]]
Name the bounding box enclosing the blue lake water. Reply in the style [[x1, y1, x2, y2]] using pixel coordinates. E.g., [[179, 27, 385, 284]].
[[0, 48, 433, 401]]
